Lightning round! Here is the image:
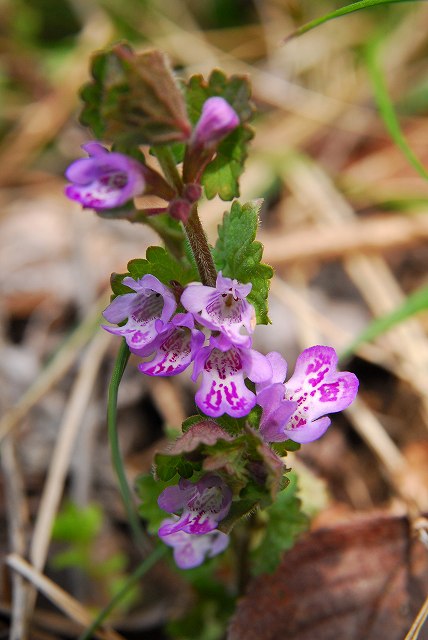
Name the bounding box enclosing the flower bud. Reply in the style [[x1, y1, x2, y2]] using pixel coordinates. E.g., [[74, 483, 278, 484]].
[[191, 97, 239, 148]]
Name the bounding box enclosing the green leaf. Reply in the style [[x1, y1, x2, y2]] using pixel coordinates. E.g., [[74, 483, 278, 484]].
[[136, 473, 177, 535], [285, 0, 419, 41], [202, 126, 254, 200], [365, 39, 428, 182], [341, 283, 428, 359], [213, 200, 274, 324], [111, 245, 198, 298], [51, 502, 103, 544], [184, 70, 254, 200], [80, 44, 191, 145], [251, 472, 309, 575]]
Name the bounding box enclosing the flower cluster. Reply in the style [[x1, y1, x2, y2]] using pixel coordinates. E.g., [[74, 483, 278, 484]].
[[157, 475, 231, 569], [103, 272, 275, 419], [103, 273, 358, 439]]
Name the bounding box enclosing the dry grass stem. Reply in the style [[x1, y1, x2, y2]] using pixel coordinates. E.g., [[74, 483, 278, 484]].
[[404, 593, 428, 640], [27, 330, 111, 619], [0, 294, 108, 444], [6, 554, 125, 640]]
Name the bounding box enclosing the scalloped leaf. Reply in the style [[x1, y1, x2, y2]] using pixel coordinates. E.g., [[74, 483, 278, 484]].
[[212, 200, 273, 324], [110, 245, 198, 298], [80, 45, 191, 145], [250, 472, 308, 575]]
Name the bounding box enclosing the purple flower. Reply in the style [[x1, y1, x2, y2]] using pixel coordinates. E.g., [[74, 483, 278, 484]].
[[191, 97, 239, 148], [138, 313, 205, 377], [257, 346, 359, 444], [181, 272, 255, 347], [159, 518, 229, 569], [158, 475, 232, 536], [102, 274, 176, 355], [65, 142, 145, 210], [192, 333, 272, 418]]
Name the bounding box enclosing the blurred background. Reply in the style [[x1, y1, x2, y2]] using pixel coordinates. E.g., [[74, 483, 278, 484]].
[[1, 0, 428, 638]]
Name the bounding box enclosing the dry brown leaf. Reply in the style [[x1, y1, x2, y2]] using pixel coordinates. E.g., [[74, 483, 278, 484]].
[[228, 512, 428, 640]]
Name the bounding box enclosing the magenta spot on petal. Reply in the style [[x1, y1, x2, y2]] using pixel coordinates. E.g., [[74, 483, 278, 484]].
[[319, 382, 340, 402]]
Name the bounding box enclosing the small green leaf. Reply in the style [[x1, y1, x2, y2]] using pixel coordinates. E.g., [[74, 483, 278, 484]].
[[184, 70, 254, 200], [111, 245, 198, 298], [80, 45, 191, 145], [213, 200, 273, 324], [251, 472, 309, 575], [202, 126, 254, 200], [286, 0, 418, 41], [272, 440, 301, 456]]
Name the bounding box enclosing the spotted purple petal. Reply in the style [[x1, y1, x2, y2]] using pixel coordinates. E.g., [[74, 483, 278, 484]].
[[138, 313, 205, 377], [65, 143, 145, 210], [181, 272, 255, 347], [256, 345, 358, 444], [159, 518, 229, 569], [102, 274, 176, 355], [257, 383, 297, 443], [191, 335, 272, 418], [158, 475, 232, 536]]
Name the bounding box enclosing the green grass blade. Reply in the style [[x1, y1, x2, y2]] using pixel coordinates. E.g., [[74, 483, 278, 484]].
[[341, 284, 428, 359], [285, 0, 420, 41], [365, 40, 428, 181]]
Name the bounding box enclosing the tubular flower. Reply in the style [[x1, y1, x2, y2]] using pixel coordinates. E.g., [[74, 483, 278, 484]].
[[159, 518, 229, 569], [158, 475, 232, 536], [191, 97, 240, 148], [192, 333, 272, 418], [138, 313, 205, 377], [65, 142, 145, 210], [256, 346, 359, 444], [102, 274, 176, 355], [181, 272, 255, 347]]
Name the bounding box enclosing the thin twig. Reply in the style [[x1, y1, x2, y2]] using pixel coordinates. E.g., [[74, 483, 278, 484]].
[[6, 554, 125, 640], [404, 593, 428, 640], [0, 294, 108, 444], [27, 330, 111, 620], [1, 437, 31, 640]]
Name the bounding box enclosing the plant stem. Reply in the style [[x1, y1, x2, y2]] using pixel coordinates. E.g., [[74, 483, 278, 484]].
[[153, 147, 217, 286], [153, 146, 183, 193], [108, 339, 151, 554], [185, 204, 217, 286], [78, 545, 167, 640]]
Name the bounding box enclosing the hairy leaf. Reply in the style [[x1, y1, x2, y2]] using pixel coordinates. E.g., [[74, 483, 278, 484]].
[[213, 200, 273, 324], [251, 472, 308, 575], [110, 245, 198, 298], [80, 45, 191, 145]]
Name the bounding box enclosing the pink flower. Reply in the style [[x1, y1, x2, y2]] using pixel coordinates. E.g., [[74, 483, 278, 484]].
[[159, 518, 229, 569], [65, 143, 145, 210], [256, 346, 359, 444], [158, 475, 232, 536], [138, 313, 205, 377], [192, 333, 272, 418], [181, 272, 255, 347], [102, 274, 176, 355]]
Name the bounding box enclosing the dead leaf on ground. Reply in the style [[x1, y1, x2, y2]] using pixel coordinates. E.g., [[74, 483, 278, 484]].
[[228, 512, 428, 640]]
